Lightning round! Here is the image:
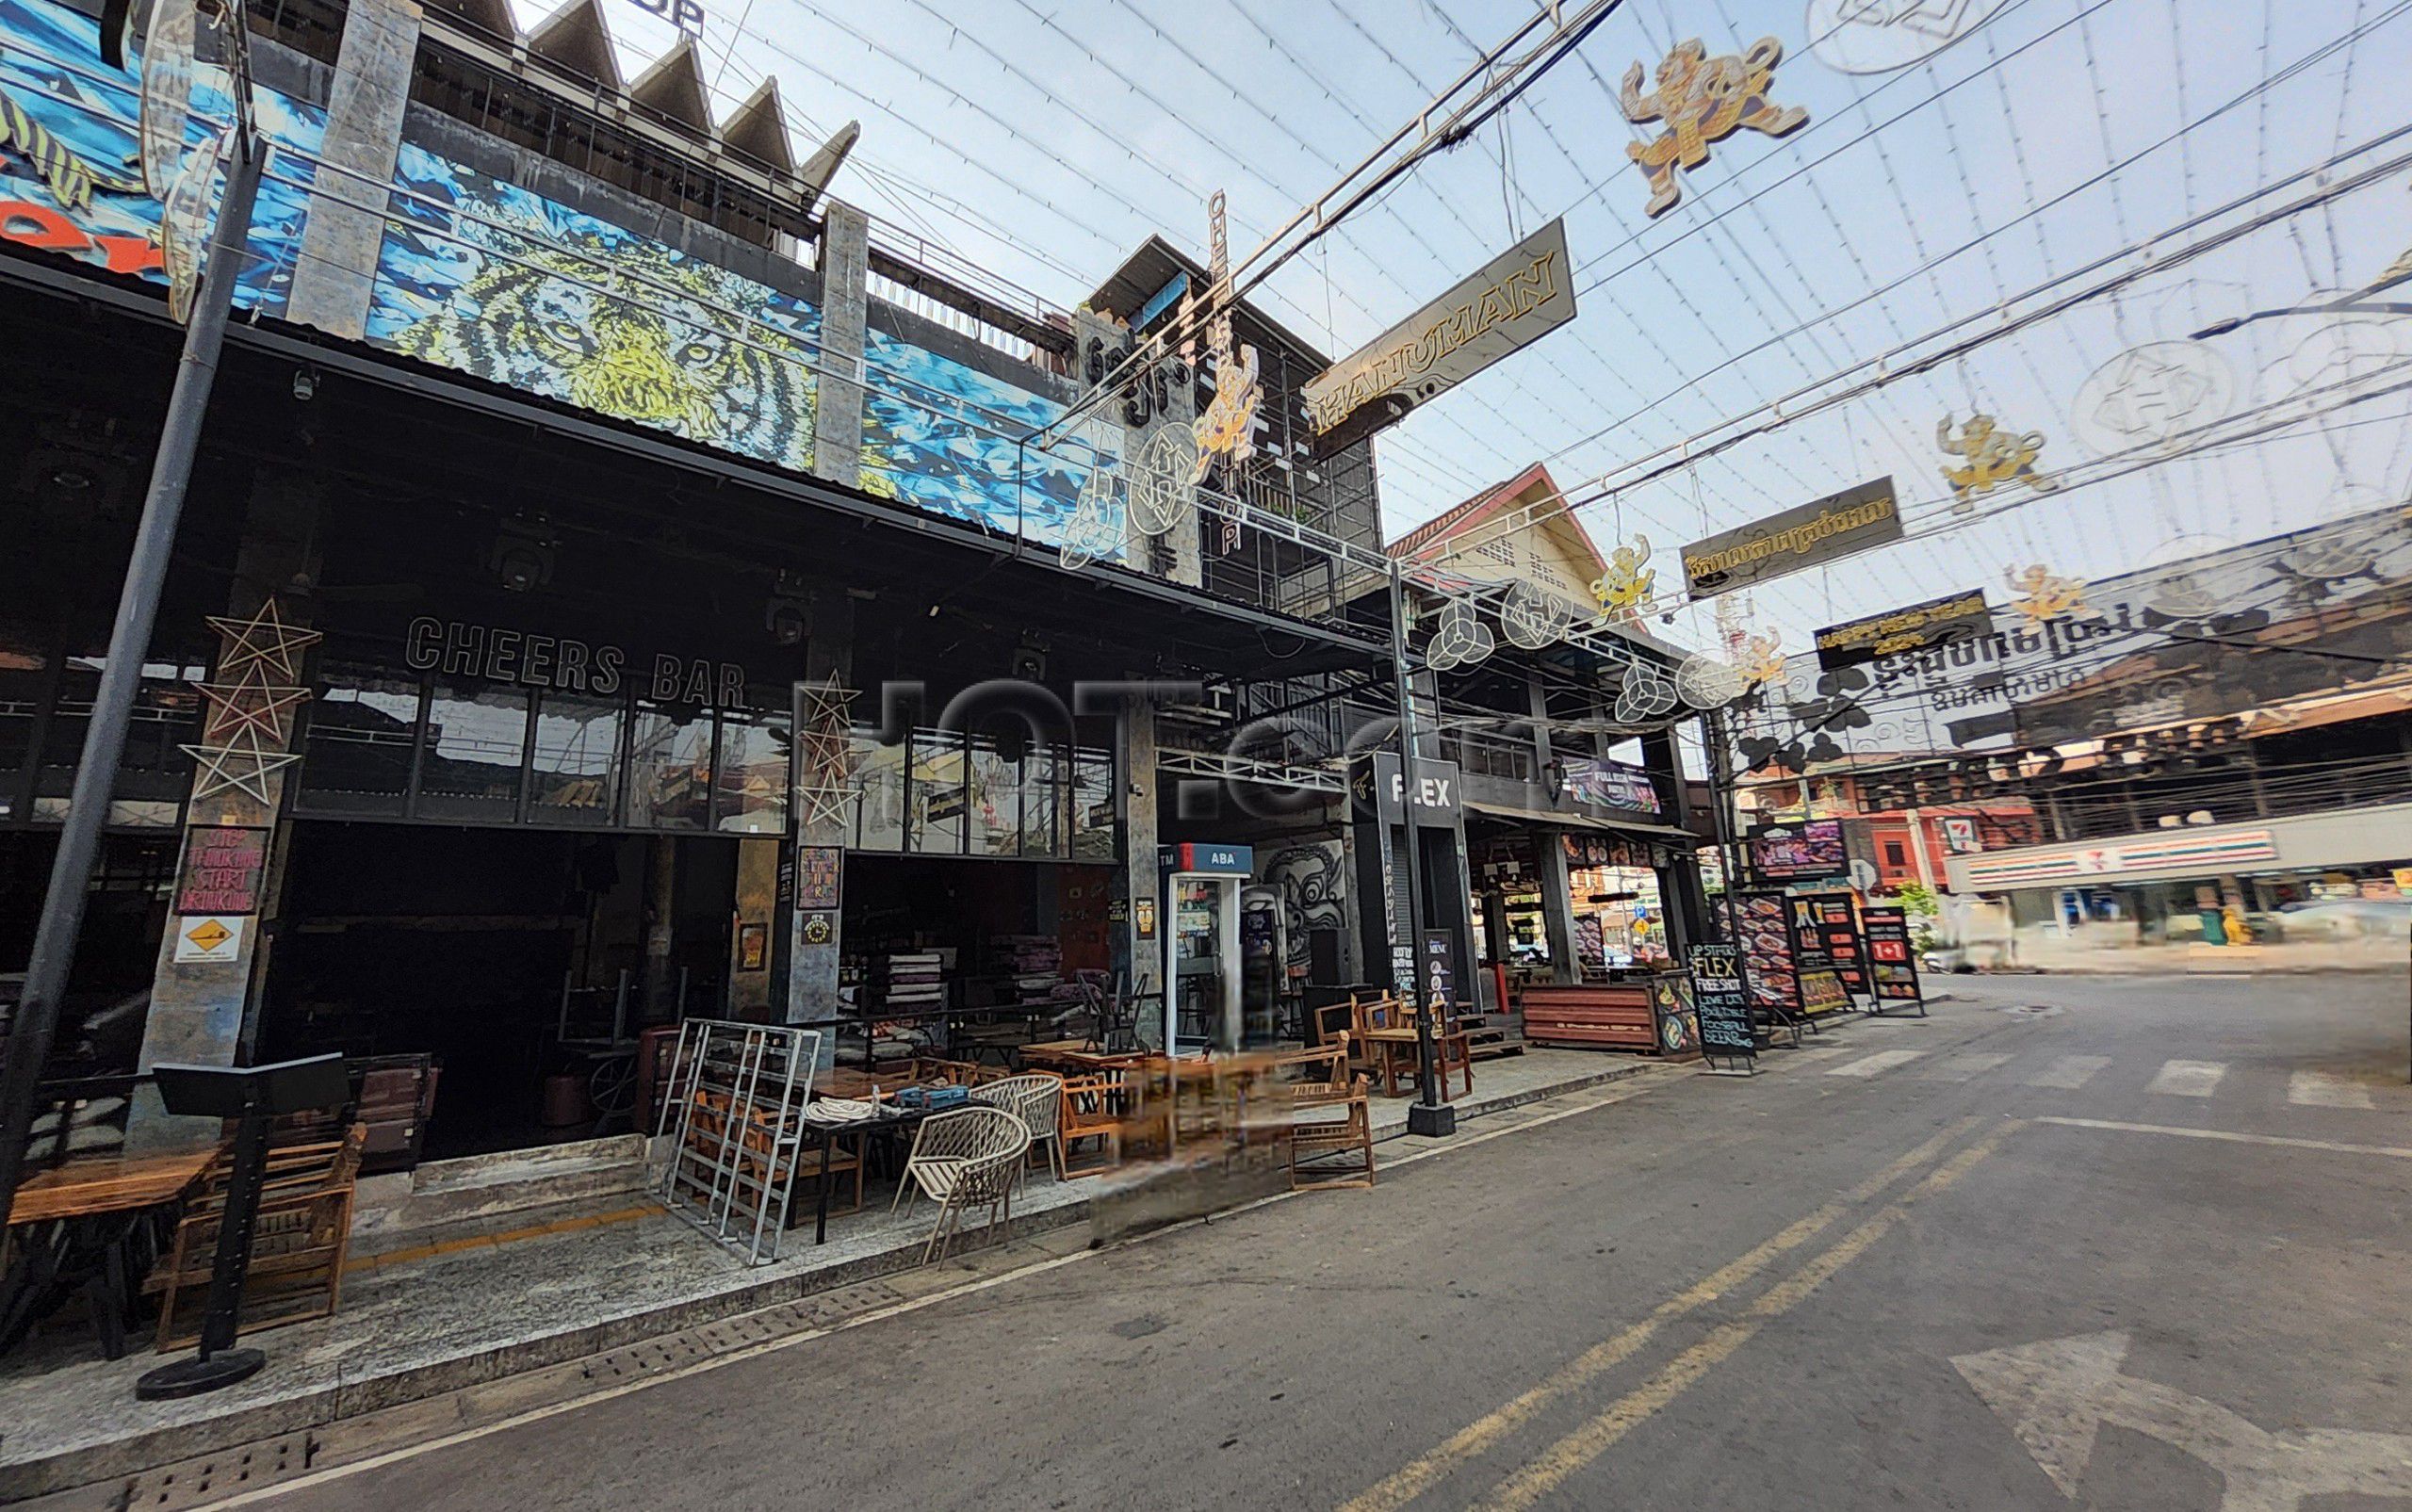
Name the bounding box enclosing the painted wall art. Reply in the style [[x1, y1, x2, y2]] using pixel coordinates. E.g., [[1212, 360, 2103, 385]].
[[0, 0, 1116, 560]]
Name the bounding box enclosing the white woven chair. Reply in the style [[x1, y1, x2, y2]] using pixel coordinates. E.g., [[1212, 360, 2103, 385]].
[[971, 1073, 1067, 1183], [892, 1105, 1033, 1262]]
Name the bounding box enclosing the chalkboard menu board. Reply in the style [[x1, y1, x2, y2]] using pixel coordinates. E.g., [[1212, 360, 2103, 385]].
[[1806, 893, 1867, 1000], [1785, 896, 1852, 1016], [1861, 903, 1927, 1014], [1687, 944, 1756, 1061], [1421, 929, 1457, 1013], [1734, 892, 1799, 1015], [1650, 972, 1699, 1056]]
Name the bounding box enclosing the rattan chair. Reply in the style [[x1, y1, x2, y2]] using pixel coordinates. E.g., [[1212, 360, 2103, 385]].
[[891, 1105, 1032, 1262], [970, 1073, 1067, 1183]]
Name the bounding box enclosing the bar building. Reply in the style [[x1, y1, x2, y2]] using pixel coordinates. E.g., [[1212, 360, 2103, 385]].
[[0, 0, 1710, 1161]]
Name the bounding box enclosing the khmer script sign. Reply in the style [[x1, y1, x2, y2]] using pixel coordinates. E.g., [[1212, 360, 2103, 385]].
[[1302, 219, 1576, 456]]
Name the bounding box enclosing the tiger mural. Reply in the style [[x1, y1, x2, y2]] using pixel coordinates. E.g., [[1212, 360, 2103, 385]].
[[381, 228, 818, 475]]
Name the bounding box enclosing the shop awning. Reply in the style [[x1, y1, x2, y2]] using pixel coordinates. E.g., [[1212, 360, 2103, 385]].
[[1463, 799, 1702, 842]]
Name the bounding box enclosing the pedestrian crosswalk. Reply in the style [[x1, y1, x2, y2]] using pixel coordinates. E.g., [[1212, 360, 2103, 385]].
[[1808, 1047, 2397, 1115], [2027, 1054, 2111, 1090], [2146, 1060, 2227, 1097], [2287, 1069, 2377, 1110]]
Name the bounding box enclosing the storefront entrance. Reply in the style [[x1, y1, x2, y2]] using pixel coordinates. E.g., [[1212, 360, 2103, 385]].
[[258, 822, 738, 1157]]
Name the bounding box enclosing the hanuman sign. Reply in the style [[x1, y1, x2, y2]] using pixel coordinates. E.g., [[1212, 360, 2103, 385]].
[[1301, 219, 1576, 455]]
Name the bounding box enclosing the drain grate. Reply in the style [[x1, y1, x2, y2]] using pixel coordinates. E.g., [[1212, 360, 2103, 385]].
[[122, 1434, 318, 1511]]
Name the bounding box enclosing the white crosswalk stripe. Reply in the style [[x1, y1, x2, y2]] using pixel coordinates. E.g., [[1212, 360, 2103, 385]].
[[2025, 1054, 2112, 1090], [1828, 1049, 1925, 1079], [2288, 1070, 2378, 1110], [2147, 1060, 2228, 1097], [1915, 1053, 2012, 1081]]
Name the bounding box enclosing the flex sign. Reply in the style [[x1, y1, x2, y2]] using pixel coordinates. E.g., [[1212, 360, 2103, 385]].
[[1356, 752, 1465, 824]]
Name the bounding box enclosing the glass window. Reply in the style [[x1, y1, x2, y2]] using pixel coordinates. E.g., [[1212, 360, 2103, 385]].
[[1069, 748, 1115, 861], [416, 680, 528, 821], [296, 662, 424, 818], [851, 726, 906, 851], [625, 702, 713, 829], [967, 736, 1019, 856], [0, 626, 38, 821], [1021, 748, 1061, 857], [528, 691, 623, 827], [908, 726, 965, 854], [36, 654, 204, 826], [714, 707, 790, 834]]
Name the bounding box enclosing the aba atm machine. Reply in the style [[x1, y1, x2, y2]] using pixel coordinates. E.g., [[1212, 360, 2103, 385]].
[[1161, 843, 1250, 1053]]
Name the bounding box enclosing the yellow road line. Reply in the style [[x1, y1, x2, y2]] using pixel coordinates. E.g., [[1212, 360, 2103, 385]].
[[2034, 1115, 2412, 1159], [1475, 1122, 2021, 1512], [1336, 1115, 1989, 1512]]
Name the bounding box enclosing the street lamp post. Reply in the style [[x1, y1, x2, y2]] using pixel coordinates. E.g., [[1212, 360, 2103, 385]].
[[1387, 560, 1454, 1139], [0, 85, 264, 1222]]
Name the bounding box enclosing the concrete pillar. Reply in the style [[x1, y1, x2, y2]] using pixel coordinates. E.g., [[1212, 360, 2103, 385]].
[[785, 587, 853, 1051], [811, 201, 869, 489], [1114, 692, 1163, 1032], [1536, 827, 1580, 985], [126, 470, 320, 1151], [642, 836, 677, 1016], [285, 0, 421, 339], [726, 837, 777, 1016]]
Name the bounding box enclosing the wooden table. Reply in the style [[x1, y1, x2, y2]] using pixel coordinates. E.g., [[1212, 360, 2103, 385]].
[[3, 1146, 221, 1359], [1357, 1027, 1472, 1101]]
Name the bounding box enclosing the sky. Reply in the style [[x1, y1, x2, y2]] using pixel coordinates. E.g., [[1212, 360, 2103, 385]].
[[509, 0, 2412, 660]]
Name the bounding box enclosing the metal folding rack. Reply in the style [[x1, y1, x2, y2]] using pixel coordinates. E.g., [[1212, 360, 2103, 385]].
[[654, 1019, 821, 1265]]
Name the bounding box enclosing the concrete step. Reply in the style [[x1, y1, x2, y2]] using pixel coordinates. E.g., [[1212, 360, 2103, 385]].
[[352, 1135, 651, 1243]]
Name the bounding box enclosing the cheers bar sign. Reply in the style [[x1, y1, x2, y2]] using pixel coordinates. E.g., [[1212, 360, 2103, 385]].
[[1302, 219, 1576, 455]]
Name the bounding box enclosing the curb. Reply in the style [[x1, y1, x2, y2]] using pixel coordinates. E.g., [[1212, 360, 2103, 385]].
[[0, 1056, 1658, 1501]]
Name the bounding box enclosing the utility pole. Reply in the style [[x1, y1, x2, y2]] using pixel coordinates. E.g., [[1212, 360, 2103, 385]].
[[0, 13, 265, 1222], [1388, 561, 1453, 1138]]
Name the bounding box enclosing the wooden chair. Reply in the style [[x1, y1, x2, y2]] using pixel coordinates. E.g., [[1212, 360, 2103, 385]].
[[146, 1124, 367, 1351], [1056, 1073, 1124, 1178], [1268, 1047, 1374, 1191]]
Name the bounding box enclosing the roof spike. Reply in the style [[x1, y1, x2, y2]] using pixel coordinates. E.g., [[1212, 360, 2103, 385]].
[[525, 0, 622, 91], [627, 31, 711, 135], [718, 73, 795, 177]]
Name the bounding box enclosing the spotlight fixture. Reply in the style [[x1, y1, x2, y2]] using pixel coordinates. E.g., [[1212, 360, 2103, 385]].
[[489, 518, 556, 593], [291, 368, 318, 401], [765, 577, 807, 646]]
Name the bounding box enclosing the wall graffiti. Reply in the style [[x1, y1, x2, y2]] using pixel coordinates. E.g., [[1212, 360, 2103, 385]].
[[1259, 840, 1346, 967], [0, 0, 1115, 560], [369, 147, 822, 475]]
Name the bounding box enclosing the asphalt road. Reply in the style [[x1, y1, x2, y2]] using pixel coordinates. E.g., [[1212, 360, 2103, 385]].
[[257, 973, 2411, 1511]]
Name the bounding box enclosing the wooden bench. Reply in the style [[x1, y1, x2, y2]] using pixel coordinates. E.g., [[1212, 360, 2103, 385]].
[[145, 1124, 367, 1351], [1518, 983, 1658, 1051]]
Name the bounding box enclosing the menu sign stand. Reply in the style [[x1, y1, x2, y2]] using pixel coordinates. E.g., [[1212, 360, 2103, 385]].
[[1861, 904, 1928, 1016], [1785, 894, 1853, 1019], [1805, 891, 1870, 1007], [1688, 944, 1757, 1075], [1733, 891, 1810, 1047]]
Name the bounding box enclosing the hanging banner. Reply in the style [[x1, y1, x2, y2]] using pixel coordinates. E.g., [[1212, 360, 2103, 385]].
[[1814, 588, 1992, 671], [1302, 219, 1576, 456], [1748, 820, 1846, 882], [1681, 477, 1901, 597]]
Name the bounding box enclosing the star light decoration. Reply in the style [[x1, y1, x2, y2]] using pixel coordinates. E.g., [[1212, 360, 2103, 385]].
[[179, 597, 319, 807], [793, 675, 857, 833]]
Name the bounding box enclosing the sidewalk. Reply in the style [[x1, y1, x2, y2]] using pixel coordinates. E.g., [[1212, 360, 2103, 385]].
[[0, 1048, 1659, 1500]]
